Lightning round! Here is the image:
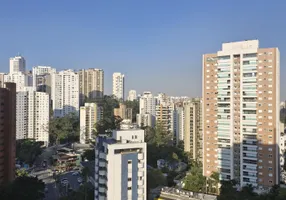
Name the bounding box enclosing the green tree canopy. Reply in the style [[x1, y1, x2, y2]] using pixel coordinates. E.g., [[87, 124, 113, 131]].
[[82, 149, 95, 161], [0, 176, 45, 200], [147, 169, 167, 192], [16, 139, 43, 166], [183, 164, 206, 193]]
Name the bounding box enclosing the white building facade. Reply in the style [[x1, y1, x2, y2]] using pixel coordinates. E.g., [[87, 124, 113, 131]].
[[80, 103, 102, 144], [128, 90, 137, 101], [112, 72, 125, 100], [95, 127, 147, 200], [10, 55, 26, 73], [51, 70, 79, 117], [4, 72, 30, 92], [16, 87, 50, 146]]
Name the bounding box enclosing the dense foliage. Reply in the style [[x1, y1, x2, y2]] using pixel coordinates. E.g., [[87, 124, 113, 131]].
[[147, 169, 167, 191], [124, 100, 139, 122], [16, 139, 43, 166], [49, 112, 80, 144], [82, 149, 95, 161], [0, 176, 45, 200]]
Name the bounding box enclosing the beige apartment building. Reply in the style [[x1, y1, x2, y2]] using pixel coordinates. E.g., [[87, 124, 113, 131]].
[[203, 40, 280, 188], [155, 104, 175, 135], [114, 103, 132, 121], [79, 69, 104, 105], [184, 98, 203, 162]]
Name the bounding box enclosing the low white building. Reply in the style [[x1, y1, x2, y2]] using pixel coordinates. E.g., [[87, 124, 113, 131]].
[[16, 87, 50, 146], [79, 103, 102, 144], [94, 124, 147, 200]]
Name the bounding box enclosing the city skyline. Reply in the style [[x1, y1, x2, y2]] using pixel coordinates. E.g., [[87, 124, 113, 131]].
[[0, 1, 285, 99]]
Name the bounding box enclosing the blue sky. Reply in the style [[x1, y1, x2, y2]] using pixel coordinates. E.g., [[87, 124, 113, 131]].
[[0, 0, 285, 99]]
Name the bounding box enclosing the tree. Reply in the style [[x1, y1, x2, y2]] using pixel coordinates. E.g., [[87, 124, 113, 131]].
[[147, 169, 167, 192], [210, 172, 220, 194], [124, 100, 139, 122], [0, 176, 45, 200], [48, 112, 80, 145], [82, 149, 95, 161], [183, 164, 206, 193], [16, 168, 29, 177], [16, 139, 43, 166]]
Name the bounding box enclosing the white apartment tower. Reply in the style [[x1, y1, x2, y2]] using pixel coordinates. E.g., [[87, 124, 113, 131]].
[[94, 126, 147, 200], [16, 87, 50, 146], [51, 70, 79, 117], [80, 103, 102, 144], [139, 91, 156, 116], [128, 90, 137, 101], [113, 72, 125, 100], [4, 72, 30, 92], [10, 55, 26, 73], [203, 40, 280, 188], [79, 68, 104, 105], [32, 66, 56, 92]]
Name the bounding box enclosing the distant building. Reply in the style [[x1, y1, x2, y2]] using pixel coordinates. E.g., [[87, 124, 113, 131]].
[[32, 66, 56, 94], [79, 68, 104, 105], [4, 71, 30, 92], [139, 91, 156, 116], [175, 106, 185, 145], [16, 87, 50, 146], [79, 103, 102, 144], [51, 70, 79, 117], [0, 83, 16, 186], [183, 98, 202, 162], [113, 72, 125, 100], [114, 103, 132, 121], [128, 90, 137, 101], [95, 125, 147, 200], [136, 113, 155, 127], [0, 73, 4, 87], [10, 55, 26, 73]]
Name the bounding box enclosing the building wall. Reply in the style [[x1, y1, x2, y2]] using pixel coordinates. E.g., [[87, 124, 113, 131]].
[[51, 70, 79, 117], [128, 90, 137, 101], [16, 89, 50, 146], [4, 72, 29, 92], [79, 69, 104, 105], [203, 40, 280, 188], [0, 83, 16, 186], [9, 56, 26, 73], [80, 103, 101, 144], [0, 73, 4, 87], [139, 92, 156, 116], [113, 72, 125, 100]]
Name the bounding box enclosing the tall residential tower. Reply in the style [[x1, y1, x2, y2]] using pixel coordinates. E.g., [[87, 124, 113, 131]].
[[203, 40, 280, 188], [113, 72, 125, 100]]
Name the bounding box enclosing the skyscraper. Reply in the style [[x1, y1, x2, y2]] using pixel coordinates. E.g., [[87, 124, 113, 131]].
[[128, 90, 137, 101], [51, 70, 79, 117], [94, 123, 147, 200], [184, 98, 202, 162], [4, 72, 30, 92], [79, 68, 104, 105], [203, 40, 280, 188], [32, 66, 56, 94], [113, 72, 125, 100], [0, 83, 16, 186], [9, 56, 26, 74], [16, 87, 50, 146], [79, 103, 102, 144]]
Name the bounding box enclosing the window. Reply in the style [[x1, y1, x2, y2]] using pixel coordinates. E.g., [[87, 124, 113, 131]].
[[128, 187, 132, 190], [128, 178, 132, 181]]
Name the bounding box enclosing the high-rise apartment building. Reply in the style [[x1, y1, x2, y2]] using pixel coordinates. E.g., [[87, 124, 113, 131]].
[[0, 83, 16, 186], [155, 103, 176, 136], [10, 56, 26, 73], [114, 103, 133, 121], [136, 113, 155, 127], [94, 124, 147, 200], [128, 90, 137, 101], [175, 106, 185, 144], [113, 72, 125, 100], [79, 69, 104, 105], [51, 70, 79, 117], [32, 66, 56, 94], [4, 72, 30, 92], [79, 103, 102, 144], [203, 40, 280, 188], [184, 98, 202, 162], [16, 87, 50, 146], [139, 91, 156, 116], [0, 73, 4, 87]]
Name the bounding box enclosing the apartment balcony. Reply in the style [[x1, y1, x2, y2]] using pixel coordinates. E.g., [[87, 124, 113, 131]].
[[138, 170, 144, 177], [138, 153, 144, 160], [99, 153, 106, 160], [98, 187, 106, 193], [138, 188, 144, 195], [138, 180, 144, 186], [138, 162, 144, 168], [99, 161, 106, 167], [99, 170, 106, 176], [99, 177, 106, 184]]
